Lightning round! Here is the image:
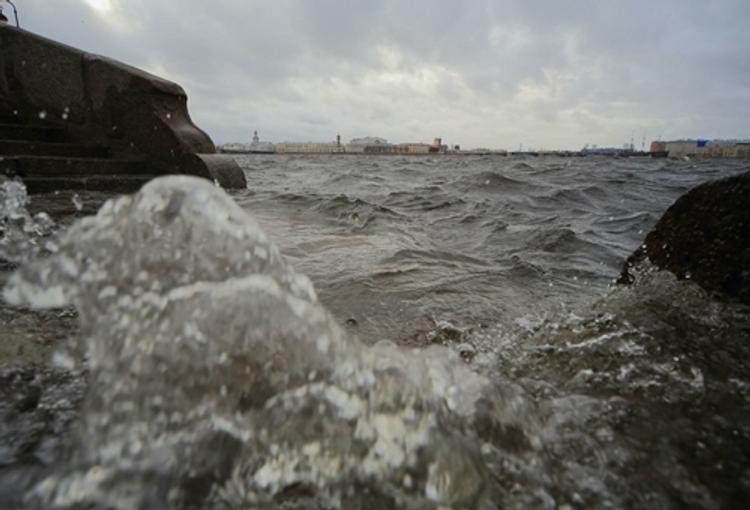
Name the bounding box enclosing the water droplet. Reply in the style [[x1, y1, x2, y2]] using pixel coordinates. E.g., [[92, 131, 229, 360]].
[[166, 113, 171, 120], [685, 272, 692, 279], [51, 351, 75, 370], [61, 112, 69, 120], [403, 474, 413, 488], [72, 193, 83, 211], [38, 110, 47, 120]]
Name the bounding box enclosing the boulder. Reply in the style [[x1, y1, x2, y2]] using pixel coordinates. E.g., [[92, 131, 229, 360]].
[[619, 170, 750, 303]]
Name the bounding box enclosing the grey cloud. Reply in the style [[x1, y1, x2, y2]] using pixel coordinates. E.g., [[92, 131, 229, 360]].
[[17, 0, 750, 148]]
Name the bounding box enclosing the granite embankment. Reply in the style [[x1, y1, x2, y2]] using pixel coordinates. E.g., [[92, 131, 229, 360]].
[[0, 25, 245, 191]]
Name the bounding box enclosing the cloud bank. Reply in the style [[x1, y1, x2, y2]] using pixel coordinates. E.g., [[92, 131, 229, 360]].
[[18, 0, 750, 149]]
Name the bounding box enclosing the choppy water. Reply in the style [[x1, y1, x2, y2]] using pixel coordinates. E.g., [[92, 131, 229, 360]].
[[1, 156, 749, 509], [233, 155, 747, 343]]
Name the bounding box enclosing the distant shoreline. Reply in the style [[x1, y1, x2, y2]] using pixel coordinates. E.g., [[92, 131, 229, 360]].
[[219, 150, 671, 158]]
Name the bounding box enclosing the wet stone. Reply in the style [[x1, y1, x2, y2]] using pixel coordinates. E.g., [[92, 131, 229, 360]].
[[620, 170, 750, 304]]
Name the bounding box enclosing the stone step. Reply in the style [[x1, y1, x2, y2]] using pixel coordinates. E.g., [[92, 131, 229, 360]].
[[0, 123, 67, 142], [0, 140, 111, 158], [1, 156, 155, 177], [21, 174, 160, 194]]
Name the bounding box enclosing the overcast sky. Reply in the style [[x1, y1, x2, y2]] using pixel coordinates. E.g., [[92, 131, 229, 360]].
[[15, 0, 750, 149]]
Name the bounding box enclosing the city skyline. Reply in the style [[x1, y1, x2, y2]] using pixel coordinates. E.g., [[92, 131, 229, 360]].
[[220, 130, 648, 152], [18, 0, 750, 150]]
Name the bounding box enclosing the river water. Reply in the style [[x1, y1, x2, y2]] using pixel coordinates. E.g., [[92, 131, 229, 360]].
[[1, 155, 749, 509], [233, 155, 745, 343]]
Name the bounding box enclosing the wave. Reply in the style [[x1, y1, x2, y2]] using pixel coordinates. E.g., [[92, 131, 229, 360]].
[[383, 190, 466, 212], [512, 162, 535, 171], [523, 227, 606, 255], [455, 171, 540, 193], [312, 194, 402, 230], [380, 247, 491, 268], [324, 171, 387, 186]]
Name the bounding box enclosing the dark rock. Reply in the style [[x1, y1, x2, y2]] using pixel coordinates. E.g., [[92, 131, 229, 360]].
[[619, 170, 750, 303]]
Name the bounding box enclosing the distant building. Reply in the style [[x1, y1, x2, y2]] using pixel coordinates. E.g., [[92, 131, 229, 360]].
[[392, 137, 446, 155], [219, 129, 274, 154], [274, 142, 340, 153], [581, 146, 628, 156], [345, 136, 392, 154], [465, 148, 490, 154], [220, 142, 249, 154], [274, 133, 345, 154], [659, 139, 750, 159], [395, 142, 431, 154], [650, 141, 667, 153], [248, 130, 274, 153], [431, 137, 446, 153]]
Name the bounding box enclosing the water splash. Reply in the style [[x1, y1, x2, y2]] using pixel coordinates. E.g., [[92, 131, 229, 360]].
[[0, 178, 56, 265], [71, 193, 83, 212], [3, 176, 518, 509]]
